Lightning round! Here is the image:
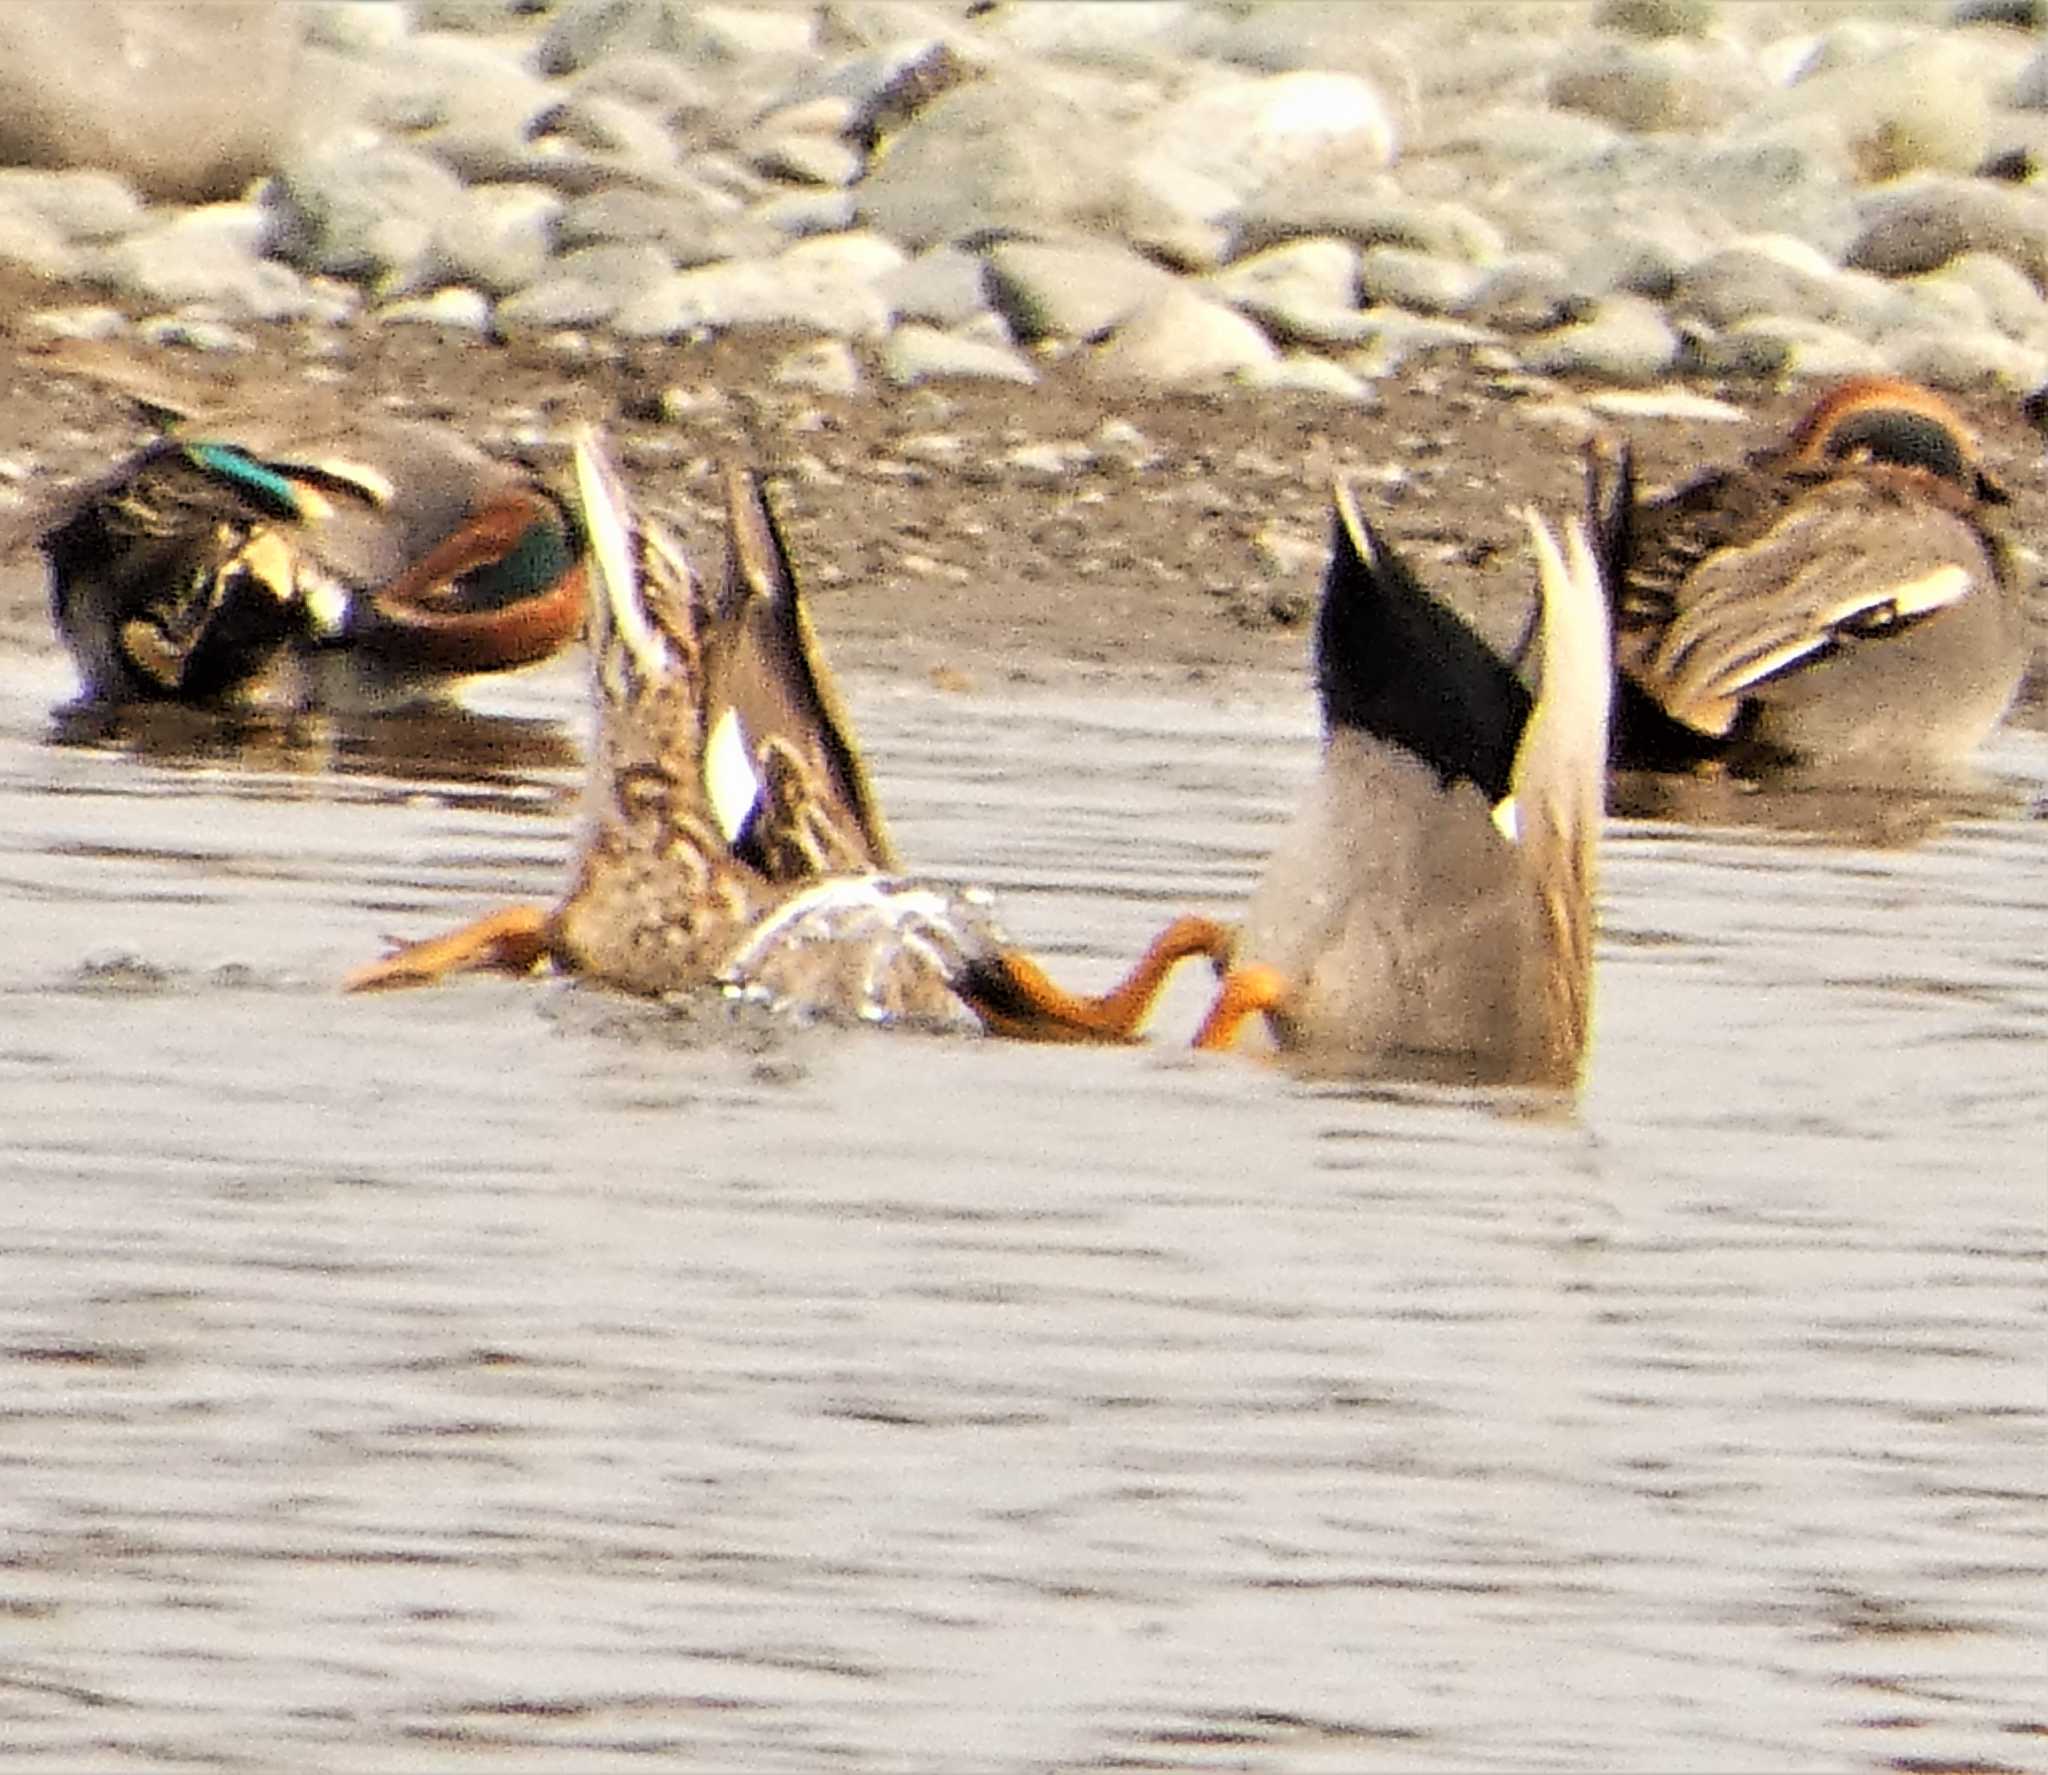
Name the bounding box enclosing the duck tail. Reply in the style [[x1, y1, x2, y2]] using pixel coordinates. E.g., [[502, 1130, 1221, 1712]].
[[1509, 511, 1611, 1077]]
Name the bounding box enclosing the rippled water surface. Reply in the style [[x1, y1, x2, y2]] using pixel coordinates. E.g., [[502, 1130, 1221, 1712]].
[[1, 651, 2043, 1774]]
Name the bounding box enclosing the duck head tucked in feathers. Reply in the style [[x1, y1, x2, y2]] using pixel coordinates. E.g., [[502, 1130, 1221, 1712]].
[[1591, 376, 2025, 775], [34, 408, 586, 709]]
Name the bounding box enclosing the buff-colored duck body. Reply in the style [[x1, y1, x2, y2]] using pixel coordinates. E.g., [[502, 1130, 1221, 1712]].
[[1185, 490, 1609, 1086]]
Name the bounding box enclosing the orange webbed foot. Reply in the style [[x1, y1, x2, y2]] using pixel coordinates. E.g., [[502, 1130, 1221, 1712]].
[[344, 904, 553, 992], [1192, 962, 1291, 1053], [964, 913, 1235, 1043]]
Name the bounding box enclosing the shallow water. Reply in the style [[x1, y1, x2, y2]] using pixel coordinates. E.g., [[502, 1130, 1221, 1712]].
[[1, 650, 2043, 1774]]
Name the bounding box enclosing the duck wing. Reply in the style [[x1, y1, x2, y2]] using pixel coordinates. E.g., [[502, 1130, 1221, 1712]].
[[704, 464, 898, 880]]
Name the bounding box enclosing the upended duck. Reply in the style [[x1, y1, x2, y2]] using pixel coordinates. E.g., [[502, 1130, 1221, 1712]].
[[34, 406, 587, 707], [1592, 375, 2027, 774], [346, 430, 1230, 1039], [1151, 487, 1610, 1085]]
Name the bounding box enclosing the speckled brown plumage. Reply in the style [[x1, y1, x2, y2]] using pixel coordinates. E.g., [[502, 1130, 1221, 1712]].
[[1592, 377, 2026, 774]]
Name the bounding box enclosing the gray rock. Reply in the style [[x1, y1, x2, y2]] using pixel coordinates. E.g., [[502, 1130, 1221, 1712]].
[[1688, 315, 1888, 380], [676, 5, 816, 65], [374, 286, 495, 331], [749, 134, 865, 188], [534, 0, 679, 76], [1519, 294, 1679, 381], [529, 92, 679, 167], [877, 246, 989, 328], [1138, 71, 1397, 205], [1595, 0, 1719, 37], [411, 0, 538, 29], [781, 230, 907, 289], [1912, 251, 2048, 342], [494, 242, 673, 329], [1412, 104, 1623, 174], [1461, 252, 1579, 333], [1847, 175, 2048, 286], [1088, 160, 1236, 272], [985, 240, 1179, 345], [854, 79, 1119, 250], [883, 324, 1039, 387], [369, 32, 556, 166], [613, 254, 893, 339], [1233, 353, 1373, 400], [1090, 285, 1281, 385], [1550, 38, 1762, 134], [136, 313, 256, 354], [1230, 299, 1379, 350], [1569, 229, 1703, 302], [0, 208, 81, 281], [0, 170, 144, 244], [1503, 135, 1851, 263], [432, 184, 564, 296], [1339, 310, 1503, 378], [1357, 246, 1484, 316], [981, 2, 1193, 69], [1884, 326, 2048, 392], [1233, 186, 1504, 264], [88, 206, 318, 322], [750, 189, 859, 239], [535, 0, 814, 75], [1672, 238, 1905, 339], [304, 1, 409, 53], [781, 37, 972, 148], [556, 184, 757, 265], [274, 139, 467, 290], [571, 53, 717, 129], [1741, 36, 2000, 181], [23, 305, 131, 344], [772, 339, 864, 396], [2012, 44, 2048, 110], [1207, 237, 1359, 314], [0, 2, 300, 202]]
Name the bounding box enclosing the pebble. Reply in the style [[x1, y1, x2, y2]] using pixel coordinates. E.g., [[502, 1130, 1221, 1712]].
[[1521, 294, 1680, 382], [375, 286, 494, 332], [0, 3, 2039, 405], [771, 339, 863, 397], [1090, 285, 1281, 386], [985, 240, 1179, 345], [882, 323, 1039, 389]]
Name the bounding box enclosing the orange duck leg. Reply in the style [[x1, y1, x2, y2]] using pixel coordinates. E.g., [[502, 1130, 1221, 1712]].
[[1191, 962, 1291, 1053], [960, 913, 1235, 1043], [344, 904, 553, 992]]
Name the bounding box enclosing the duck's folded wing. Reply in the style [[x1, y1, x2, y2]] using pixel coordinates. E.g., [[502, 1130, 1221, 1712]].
[[1638, 479, 1994, 738], [707, 464, 897, 878]]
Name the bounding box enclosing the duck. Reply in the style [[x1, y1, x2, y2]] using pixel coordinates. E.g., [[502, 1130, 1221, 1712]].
[[1590, 375, 2027, 774], [346, 428, 1231, 1041], [1133, 485, 1610, 1086], [34, 404, 587, 708]]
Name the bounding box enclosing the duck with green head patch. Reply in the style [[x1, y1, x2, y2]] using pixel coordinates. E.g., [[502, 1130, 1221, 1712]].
[[37, 407, 586, 709]]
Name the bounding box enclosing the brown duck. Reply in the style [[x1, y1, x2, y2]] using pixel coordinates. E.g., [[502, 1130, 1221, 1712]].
[[347, 429, 1227, 1040], [1591, 375, 2027, 774]]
